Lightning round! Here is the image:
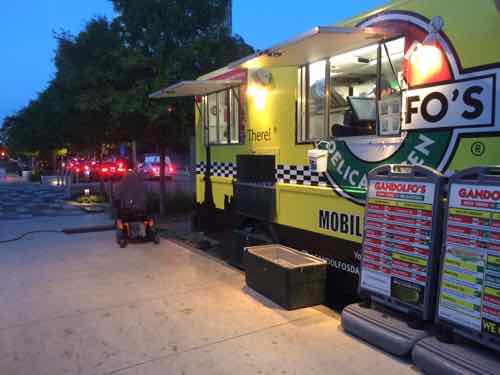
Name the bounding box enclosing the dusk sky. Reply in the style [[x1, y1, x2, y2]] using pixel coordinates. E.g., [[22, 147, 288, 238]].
[[0, 0, 386, 126]]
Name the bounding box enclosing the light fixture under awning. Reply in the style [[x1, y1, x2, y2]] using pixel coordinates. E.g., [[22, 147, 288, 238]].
[[229, 26, 400, 69], [149, 79, 242, 99]]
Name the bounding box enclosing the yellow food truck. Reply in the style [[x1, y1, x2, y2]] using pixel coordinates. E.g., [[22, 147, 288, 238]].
[[151, 0, 500, 307]]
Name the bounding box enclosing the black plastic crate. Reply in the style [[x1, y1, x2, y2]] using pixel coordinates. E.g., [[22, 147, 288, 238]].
[[244, 245, 327, 310], [234, 182, 276, 221]]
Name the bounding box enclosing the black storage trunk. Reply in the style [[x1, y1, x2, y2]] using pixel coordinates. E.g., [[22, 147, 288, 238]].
[[244, 245, 327, 310]]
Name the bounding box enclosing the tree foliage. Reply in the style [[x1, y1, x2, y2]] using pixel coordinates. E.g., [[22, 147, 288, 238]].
[[3, 0, 253, 158]]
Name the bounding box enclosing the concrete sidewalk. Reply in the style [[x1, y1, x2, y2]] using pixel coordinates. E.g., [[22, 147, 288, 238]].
[[0, 215, 416, 375]]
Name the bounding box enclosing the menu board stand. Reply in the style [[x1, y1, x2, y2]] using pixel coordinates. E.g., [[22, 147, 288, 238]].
[[342, 164, 445, 356], [413, 167, 500, 375]]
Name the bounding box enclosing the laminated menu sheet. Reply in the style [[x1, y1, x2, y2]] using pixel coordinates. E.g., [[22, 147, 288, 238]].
[[438, 180, 500, 343], [359, 165, 443, 319]]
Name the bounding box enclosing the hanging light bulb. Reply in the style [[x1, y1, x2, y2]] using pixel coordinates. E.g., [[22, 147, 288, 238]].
[[405, 16, 445, 86]]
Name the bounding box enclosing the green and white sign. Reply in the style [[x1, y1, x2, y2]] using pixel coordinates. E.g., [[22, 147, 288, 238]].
[[318, 131, 451, 203]]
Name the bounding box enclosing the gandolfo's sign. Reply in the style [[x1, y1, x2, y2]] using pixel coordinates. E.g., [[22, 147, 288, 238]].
[[457, 186, 500, 205], [316, 12, 500, 205], [373, 182, 428, 198], [319, 67, 498, 205], [403, 76, 495, 130]]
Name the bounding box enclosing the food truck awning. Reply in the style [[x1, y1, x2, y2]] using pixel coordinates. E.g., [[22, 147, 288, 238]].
[[149, 79, 243, 99], [228, 26, 400, 69]]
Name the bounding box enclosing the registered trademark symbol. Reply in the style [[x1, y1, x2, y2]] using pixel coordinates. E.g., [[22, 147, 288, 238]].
[[471, 141, 485, 156]]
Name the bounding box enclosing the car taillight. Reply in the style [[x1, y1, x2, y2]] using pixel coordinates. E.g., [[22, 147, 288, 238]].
[[117, 167, 125, 173], [102, 167, 109, 173], [84, 165, 89, 171], [169, 166, 175, 173], [153, 167, 159, 173]]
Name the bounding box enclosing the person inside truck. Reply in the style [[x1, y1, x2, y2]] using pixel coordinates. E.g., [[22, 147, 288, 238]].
[[298, 38, 404, 141]]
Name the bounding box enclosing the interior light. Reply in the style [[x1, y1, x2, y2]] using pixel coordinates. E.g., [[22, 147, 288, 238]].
[[330, 43, 378, 66], [248, 85, 268, 111]]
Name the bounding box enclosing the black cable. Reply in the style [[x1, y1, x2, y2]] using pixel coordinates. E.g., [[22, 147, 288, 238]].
[[0, 224, 115, 244], [0, 230, 63, 244]]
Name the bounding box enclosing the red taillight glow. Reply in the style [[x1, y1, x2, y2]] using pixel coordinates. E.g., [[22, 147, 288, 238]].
[[84, 165, 90, 171], [117, 167, 125, 173], [169, 166, 175, 173], [101, 167, 109, 173], [75, 168, 80, 173]]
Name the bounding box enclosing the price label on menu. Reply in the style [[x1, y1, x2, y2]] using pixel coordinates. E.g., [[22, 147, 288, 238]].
[[360, 180, 436, 309], [438, 184, 500, 337]]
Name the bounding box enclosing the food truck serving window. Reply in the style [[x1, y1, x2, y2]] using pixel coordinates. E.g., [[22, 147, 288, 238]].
[[201, 87, 241, 145], [297, 38, 405, 142]]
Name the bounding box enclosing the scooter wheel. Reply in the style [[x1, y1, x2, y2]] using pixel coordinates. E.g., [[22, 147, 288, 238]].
[[153, 233, 161, 245], [119, 238, 128, 248]]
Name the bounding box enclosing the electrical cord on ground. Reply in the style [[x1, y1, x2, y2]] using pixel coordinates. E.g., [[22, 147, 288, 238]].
[[0, 230, 63, 244], [0, 225, 115, 244]]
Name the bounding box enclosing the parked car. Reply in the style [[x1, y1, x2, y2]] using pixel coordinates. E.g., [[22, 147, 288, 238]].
[[96, 159, 128, 181], [140, 154, 176, 180], [66, 158, 95, 181]]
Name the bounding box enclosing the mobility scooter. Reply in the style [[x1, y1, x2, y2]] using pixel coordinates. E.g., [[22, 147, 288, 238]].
[[115, 170, 160, 248]]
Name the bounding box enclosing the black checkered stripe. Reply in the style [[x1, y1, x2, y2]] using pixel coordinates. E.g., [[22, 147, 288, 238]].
[[276, 165, 329, 187], [196, 162, 237, 178]]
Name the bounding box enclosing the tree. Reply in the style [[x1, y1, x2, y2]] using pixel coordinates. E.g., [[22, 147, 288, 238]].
[[53, 18, 125, 151], [109, 0, 253, 214], [2, 83, 68, 164], [4, 0, 253, 212]]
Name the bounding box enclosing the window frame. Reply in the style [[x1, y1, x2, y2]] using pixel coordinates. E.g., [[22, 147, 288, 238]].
[[296, 37, 405, 143], [201, 86, 244, 146]]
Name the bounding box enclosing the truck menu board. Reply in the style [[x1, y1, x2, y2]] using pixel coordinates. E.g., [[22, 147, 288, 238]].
[[437, 177, 500, 345], [360, 165, 442, 319]]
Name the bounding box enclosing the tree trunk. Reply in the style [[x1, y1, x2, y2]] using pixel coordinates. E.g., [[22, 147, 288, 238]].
[[56, 156, 62, 186], [159, 143, 167, 216], [131, 140, 138, 171], [99, 144, 105, 196], [52, 150, 57, 175]]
